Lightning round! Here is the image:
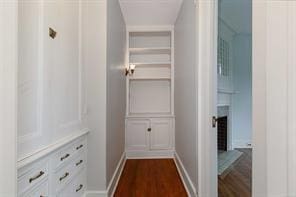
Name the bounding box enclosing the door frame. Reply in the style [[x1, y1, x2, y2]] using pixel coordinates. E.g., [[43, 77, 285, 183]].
[[196, 0, 258, 197], [0, 1, 18, 196]]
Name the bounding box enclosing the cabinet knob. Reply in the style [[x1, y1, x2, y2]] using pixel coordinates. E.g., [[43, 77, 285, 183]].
[[147, 128, 151, 132]]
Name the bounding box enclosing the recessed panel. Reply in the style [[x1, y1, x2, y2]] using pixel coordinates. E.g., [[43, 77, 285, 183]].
[[129, 80, 171, 114]]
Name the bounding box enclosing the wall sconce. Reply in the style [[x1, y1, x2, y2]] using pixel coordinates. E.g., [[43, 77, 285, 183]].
[[125, 64, 136, 76]]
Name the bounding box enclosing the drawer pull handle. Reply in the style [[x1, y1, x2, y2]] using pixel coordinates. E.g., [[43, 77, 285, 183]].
[[76, 160, 83, 166], [76, 184, 83, 192], [76, 144, 83, 150], [60, 153, 70, 161], [59, 172, 69, 181], [29, 171, 45, 183]]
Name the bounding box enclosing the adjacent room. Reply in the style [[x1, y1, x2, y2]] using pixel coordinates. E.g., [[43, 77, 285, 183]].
[[216, 0, 252, 196]]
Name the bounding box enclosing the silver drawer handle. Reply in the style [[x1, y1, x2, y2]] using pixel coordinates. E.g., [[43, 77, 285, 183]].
[[60, 153, 70, 161], [29, 171, 45, 183], [76, 144, 83, 150], [59, 172, 69, 181], [76, 184, 83, 192], [76, 160, 83, 166]]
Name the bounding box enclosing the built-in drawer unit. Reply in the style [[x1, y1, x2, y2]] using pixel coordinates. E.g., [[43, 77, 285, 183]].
[[18, 159, 49, 196], [57, 169, 86, 197], [53, 152, 86, 193], [17, 131, 89, 197], [52, 137, 86, 171], [23, 178, 49, 197]]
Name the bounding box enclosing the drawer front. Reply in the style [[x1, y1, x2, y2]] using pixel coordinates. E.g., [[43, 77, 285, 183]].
[[53, 161, 75, 192], [53, 152, 86, 193], [23, 178, 49, 197], [52, 137, 87, 171], [18, 161, 49, 195], [58, 169, 86, 197]]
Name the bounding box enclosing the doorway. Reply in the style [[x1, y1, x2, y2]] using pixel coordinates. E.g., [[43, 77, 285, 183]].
[[216, 0, 252, 196]]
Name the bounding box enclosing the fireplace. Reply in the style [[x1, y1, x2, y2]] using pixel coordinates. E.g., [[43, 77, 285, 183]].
[[218, 106, 229, 151]]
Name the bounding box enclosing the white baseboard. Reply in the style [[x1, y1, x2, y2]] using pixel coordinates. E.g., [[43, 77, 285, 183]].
[[174, 152, 197, 197], [84, 190, 107, 197], [232, 140, 252, 149], [107, 153, 126, 196], [84, 153, 126, 197], [126, 150, 174, 159]]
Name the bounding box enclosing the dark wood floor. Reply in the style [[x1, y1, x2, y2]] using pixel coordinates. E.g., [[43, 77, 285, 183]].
[[114, 159, 187, 197], [218, 148, 252, 197]]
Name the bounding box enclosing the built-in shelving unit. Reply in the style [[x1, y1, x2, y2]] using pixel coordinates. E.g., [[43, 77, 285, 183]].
[[125, 28, 175, 158], [126, 29, 174, 116]]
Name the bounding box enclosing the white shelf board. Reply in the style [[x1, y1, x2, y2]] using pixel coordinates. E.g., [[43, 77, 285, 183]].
[[129, 47, 171, 54], [126, 113, 174, 118], [129, 77, 171, 81], [130, 62, 171, 66]]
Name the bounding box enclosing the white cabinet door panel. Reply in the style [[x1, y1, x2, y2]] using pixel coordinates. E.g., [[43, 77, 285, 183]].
[[126, 120, 150, 151], [150, 119, 172, 150]]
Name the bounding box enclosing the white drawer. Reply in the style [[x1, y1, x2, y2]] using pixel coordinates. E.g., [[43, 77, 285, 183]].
[[23, 178, 49, 197], [52, 137, 87, 171], [18, 160, 49, 195], [58, 169, 86, 197], [72, 152, 86, 172]]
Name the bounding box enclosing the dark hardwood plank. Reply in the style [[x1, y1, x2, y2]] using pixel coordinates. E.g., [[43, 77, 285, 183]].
[[218, 149, 252, 197], [114, 159, 188, 197]]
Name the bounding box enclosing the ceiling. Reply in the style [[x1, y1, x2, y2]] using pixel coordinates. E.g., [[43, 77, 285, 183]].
[[219, 0, 252, 34], [119, 0, 183, 26]]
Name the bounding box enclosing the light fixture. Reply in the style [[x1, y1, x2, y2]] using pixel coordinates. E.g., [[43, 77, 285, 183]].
[[125, 64, 136, 76]]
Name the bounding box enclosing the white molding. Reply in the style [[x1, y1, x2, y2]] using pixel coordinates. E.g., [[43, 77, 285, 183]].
[[174, 152, 197, 197], [107, 153, 126, 197], [17, 128, 90, 169], [125, 150, 174, 159], [232, 140, 252, 149], [83, 190, 107, 197]]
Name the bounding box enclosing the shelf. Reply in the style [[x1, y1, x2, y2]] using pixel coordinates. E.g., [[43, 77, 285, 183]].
[[130, 62, 171, 66], [129, 77, 171, 81], [129, 47, 171, 55], [126, 113, 175, 118]]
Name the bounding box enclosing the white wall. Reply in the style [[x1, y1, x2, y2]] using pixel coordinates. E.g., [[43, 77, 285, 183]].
[[232, 34, 252, 148], [0, 1, 18, 196], [82, 0, 107, 191], [174, 0, 198, 194], [106, 0, 126, 187], [253, 1, 296, 196]]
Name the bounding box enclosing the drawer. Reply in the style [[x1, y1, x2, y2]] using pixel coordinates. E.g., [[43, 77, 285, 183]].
[[72, 152, 86, 172], [23, 178, 49, 197], [52, 137, 87, 171], [18, 161, 49, 195], [58, 169, 86, 197], [53, 161, 76, 192]]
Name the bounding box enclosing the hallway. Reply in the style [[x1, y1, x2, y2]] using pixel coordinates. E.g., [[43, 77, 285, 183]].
[[114, 159, 187, 197]]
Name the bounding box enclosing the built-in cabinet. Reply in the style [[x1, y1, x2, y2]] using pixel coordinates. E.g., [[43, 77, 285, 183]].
[[125, 28, 175, 158], [18, 133, 88, 197], [126, 118, 173, 151], [17, 1, 88, 196]]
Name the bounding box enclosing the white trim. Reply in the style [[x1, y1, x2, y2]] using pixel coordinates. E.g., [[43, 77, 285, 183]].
[[232, 140, 252, 149], [83, 190, 107, 197], [197, 1, 218, 197], [107, 153, 127, 197], [17, 128, 90, 168], [125, 150, 174, 159], [174, 153, 197, 197]]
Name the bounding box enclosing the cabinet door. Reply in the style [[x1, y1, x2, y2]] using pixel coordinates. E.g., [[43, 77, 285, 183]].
[[126, 119, 150, 151], [150, 118, 173, 150]]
